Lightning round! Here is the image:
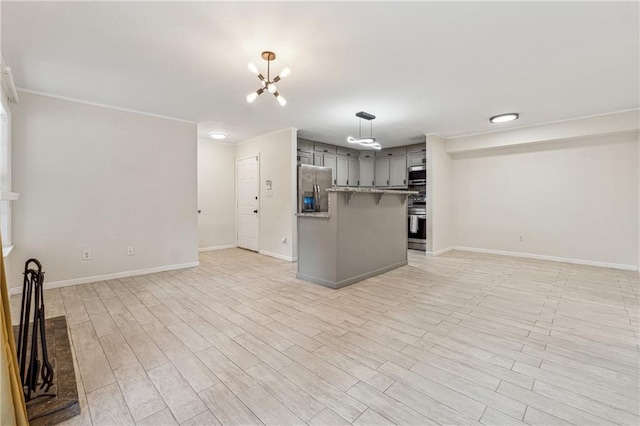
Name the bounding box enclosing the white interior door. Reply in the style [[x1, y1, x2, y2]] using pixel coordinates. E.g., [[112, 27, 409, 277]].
[[237, 156, 259, 251]]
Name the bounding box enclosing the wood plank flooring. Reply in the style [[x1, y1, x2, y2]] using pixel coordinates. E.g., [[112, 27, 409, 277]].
[[10, 248, 640, 425]]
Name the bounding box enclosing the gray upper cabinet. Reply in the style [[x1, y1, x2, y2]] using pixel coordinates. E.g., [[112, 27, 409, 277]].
[[323, 154, 337, 185], [375, 158, 391, 187], [303, 139, 417, 189], [348, 158, 359, 186], [359, 158, 375, 187], [314, 142, 337, 154], [336, 155, 349, 186], [298, 152, 312, 165], [297, 139, 314, 153], [407, 143, 426, 154], [389, 156, 407, 187]]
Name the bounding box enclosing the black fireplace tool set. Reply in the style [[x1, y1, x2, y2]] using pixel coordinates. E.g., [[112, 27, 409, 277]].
[[17, 258, 55, 401]]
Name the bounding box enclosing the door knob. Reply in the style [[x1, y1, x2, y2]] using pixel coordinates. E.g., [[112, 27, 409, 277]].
[[253, 210, 258, 213]]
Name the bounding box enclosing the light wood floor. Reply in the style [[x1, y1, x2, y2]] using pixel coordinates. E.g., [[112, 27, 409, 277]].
[[10, 248, 640, 425]]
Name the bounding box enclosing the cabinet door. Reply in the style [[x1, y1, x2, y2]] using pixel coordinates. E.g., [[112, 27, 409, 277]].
[[359, 159, 375, 187], [336, 155, 349, 186], [297, 139, 314, 153], [298, 152, 312, 165], [375, 158, 390, 187], [389, 156, 407, 187], [313, 153, 323, 166], [348, 158, 359, 186], [323, 154, 337, 185], [409, 154, 425, 166]]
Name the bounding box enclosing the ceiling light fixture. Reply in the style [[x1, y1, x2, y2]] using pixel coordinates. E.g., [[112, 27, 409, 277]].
[[489, 113, 519, 123], [347, 111, 381, 150], [246, 51, 290, 106], [208, 131, 228, 140]]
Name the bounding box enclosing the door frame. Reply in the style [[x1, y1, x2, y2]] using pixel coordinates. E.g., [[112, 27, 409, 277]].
[[235, 154, 261, 251]]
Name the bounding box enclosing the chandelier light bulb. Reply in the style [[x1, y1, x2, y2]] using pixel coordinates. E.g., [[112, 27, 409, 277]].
[[246, 92, 259, 103], [248, 62, 259, 75], [279, 68, 291, 79], [277, 95, 287, 106], [267, 83, 277, 93]]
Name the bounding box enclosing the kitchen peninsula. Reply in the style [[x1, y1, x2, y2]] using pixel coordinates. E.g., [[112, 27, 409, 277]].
[[297, 187, 416, 289]]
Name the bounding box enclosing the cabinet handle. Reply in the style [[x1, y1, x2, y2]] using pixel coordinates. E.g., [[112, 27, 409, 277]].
[[422, 158, 426, 163], [358, 180, 360, 186], [372, 180, 375, 186], [404, 179, 406, 184], [387, 180, 389, 185], [324, 150, 328, 153], [297, 156, 300, 161], [347, 180, 349, 185], [334, 179, 337, 185], [388, 153, 392, 156]]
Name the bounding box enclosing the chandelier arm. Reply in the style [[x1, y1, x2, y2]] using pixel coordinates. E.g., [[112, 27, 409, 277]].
[[257, 74, 265, 81]]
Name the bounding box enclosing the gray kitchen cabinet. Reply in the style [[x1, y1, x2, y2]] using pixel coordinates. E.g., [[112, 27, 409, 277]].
[[297, 139, 314, 153], [298, 152, 312, 165], [375, 158, 390, 187], [348, 157, 359, 186], [359, 158, 375, 187], [336, 155, 349, 186], [323, 154, 337, 185], [314, 142, 337, 154], [390, 156, 407, 186], [407, 143, 426, 154], [360, 151, 375, 159], [313, 153, 324, 166]]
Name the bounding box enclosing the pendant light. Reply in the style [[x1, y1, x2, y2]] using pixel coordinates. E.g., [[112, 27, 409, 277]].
[[347, 111, 381, 149]]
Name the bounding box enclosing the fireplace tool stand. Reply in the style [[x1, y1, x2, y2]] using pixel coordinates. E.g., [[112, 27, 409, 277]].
[[17, 258, 55, 401]]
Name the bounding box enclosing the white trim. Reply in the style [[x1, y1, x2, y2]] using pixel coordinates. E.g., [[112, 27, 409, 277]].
[[236, 128, 298, 146], [0, 191, 19, 201], [197, 136, 236, 146], [2, 245, 14, 258], [445, 108, 640, 140], [453, 246, 638, 271], [427, 246, 454, 256], [16, 88, 197, 124], [8, 261, 200, 296], [198, 244, 236, 252], [259, 250, 295, 262]]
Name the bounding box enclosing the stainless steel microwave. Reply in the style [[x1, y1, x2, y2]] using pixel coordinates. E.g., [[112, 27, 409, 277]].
[[408, 165, 426, 185]]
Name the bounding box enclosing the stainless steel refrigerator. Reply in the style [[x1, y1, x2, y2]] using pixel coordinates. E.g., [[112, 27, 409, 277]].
[[298, 164, 333, 213]]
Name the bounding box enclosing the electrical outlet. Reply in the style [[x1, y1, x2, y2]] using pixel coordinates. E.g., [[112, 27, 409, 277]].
[[127, 246, 135, 256], [82, 250, 91, 261], [519, 234, 524, 242]]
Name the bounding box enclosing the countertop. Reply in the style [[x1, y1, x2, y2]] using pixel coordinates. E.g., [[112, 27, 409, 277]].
[[327, 187, 418, 195], [296, 212, 330, 218]]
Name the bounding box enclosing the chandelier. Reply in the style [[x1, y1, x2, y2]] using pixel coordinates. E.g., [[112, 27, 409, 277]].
[[246, 51, 290, 106], [347, 111, 381, 149]]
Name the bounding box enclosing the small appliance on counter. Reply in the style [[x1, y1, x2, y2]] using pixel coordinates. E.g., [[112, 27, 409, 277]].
[[298, 164, 333, 213]]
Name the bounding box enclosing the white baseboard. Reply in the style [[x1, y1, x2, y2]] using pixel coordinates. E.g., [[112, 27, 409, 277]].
[[427, 246, 454, 256], [198, 244, 236, 252], [8, 261, 200, 296], [453, 246, 638, 271], [259, 250, 295, 262]]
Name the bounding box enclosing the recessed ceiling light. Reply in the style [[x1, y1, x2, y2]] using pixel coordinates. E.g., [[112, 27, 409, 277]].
[[490, 113, 519, 123], [208, 131, 228, 140]]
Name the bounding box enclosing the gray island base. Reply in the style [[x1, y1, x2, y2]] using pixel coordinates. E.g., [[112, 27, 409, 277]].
[[297, 187, 417, 289]]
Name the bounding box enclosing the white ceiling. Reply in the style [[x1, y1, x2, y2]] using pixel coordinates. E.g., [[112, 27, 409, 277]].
[[2, 2, 638, 148]]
